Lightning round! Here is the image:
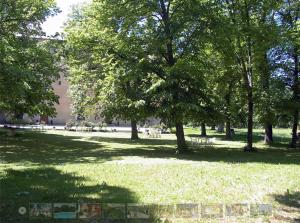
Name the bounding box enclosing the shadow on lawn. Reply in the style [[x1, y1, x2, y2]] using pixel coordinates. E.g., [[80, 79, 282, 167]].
[[0, 167, 168, 223], [187, 129, 292, 146], [0, 130, 116, 164], [0, 167, 142, 222], [89, 136, 300, 164], [0, 167, 138, 203], [272, 191, 300, 222], [0, 129, 299, 165]]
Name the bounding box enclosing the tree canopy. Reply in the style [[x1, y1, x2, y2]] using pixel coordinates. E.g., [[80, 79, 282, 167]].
[[65, 0, 300, 151], [0, 0, 60, 120]]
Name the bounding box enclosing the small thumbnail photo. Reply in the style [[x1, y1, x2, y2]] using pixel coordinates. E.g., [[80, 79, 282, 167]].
[[149, 204, 175, 219], [29, 203, 52, 218], [201, 204, 224, 218], [53, 203, 77, 219], [102, 203, 126, 220], [175, 203, 199, 218], [79, 203, 101, 219], [225, 203, 249, 217], [127, 204, 151, 219]]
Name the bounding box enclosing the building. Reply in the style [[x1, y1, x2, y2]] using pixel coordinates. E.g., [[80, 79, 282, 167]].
[[49, 71, 75, 125]]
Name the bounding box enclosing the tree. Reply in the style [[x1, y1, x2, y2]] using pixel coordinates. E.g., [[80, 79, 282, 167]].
[[65, 5, 152, 140], [214, 0, 281, 151], [252, 0, 281, 144], [0, 0, 59, 120], [65, 0, 215, 153], [276, 0, 299, 148]]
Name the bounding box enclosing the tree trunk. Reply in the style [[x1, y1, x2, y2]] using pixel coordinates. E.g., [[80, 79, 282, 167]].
[[131, 120, 139, 140], [290, 51, 299, 148], [225, 83, 233, 140], [159, 0, 189, 153], [225, 119, 232, 140], [245, 88, 254, 151], [175, 121, 188, 153], [290, 110, 299, 148], [260, 53, 274, 144], [264, 123, 273, 144], [200, 122, 206, 136]]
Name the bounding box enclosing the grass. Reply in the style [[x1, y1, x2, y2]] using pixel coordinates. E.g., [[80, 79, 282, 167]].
[[0, 128, 299, 222]]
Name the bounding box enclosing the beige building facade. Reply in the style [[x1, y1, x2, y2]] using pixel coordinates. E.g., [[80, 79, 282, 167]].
[[49, 72, 75, 125]]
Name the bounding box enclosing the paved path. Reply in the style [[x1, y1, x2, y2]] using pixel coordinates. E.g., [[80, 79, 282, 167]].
[[0, 124, 147, 132]]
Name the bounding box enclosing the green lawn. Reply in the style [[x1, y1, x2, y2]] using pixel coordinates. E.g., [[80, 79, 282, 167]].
[[0, 128, 299, 222]]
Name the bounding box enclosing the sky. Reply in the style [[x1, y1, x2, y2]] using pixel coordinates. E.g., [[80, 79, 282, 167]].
[[41, 0, 89, 36]]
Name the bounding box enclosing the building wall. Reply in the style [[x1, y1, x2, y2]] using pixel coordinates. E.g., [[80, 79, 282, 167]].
[[49, 72, 75, 125]]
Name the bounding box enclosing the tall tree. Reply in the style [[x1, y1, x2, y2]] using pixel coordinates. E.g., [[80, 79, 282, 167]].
[[0, 0, 59, 119], [65, 5, 152, 140], [276, 0, 299, 148], [65, 0, 215, 153], [215, 0, 280, 151], [253, 0, 281, 144]]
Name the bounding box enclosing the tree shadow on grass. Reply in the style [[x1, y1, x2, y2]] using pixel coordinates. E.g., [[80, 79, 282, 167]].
[[0, 167, 139, 203], [1, 129, 300, 166], [88, 136, 300, 165], [272, 191, 300, 222], [0, 167, 168, 223], [0, 129, 117, 165], [187, 129, 296, 150], [187, 129, 264, 143], [0, 167, 141, 222]]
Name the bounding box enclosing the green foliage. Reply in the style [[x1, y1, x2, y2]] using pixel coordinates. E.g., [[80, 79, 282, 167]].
[[0, 0, 60, 118], [64, 0, 298, 149], [65, 0, 219, 133]]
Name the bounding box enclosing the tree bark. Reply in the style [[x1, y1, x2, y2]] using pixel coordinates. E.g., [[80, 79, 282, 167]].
[[290, 51, 299, 148], [175, 121, 188, 153], [240, 2, 255, 152], [264, 123, 273, 144], [260, 53, 274, 144], [159, 0, 188, 153], [131, 120, 139, 140], [200, 122, 206, 136], [225, 119, 232, 140], [245, 88, 254, 151], [290, 110, 299, 148], [225, 83, 233, 140]]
